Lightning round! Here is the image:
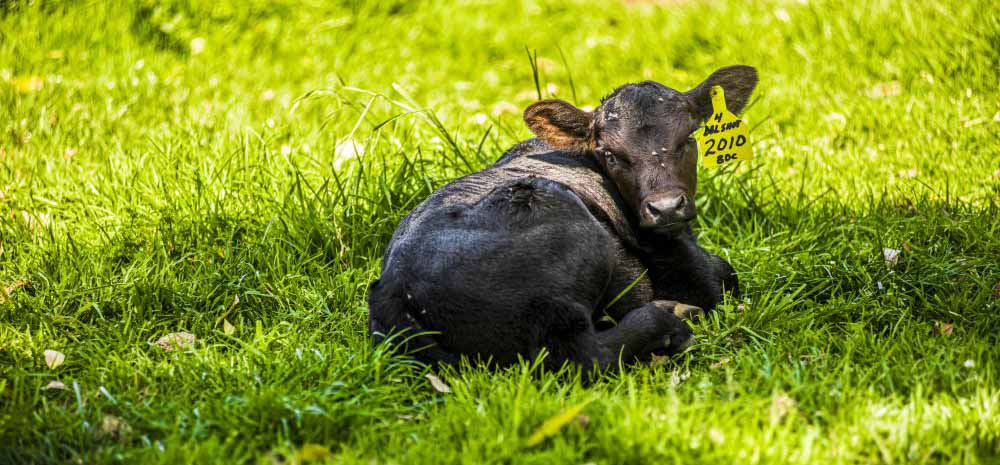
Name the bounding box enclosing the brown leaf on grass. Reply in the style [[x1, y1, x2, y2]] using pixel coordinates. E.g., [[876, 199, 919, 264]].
[[935, 322, 954, 336], [155, 332, 196, 351], [769, 392, 797, 425], [425, 373, 451, 393], [992, 281, 1000, 300], [710, 356, 732, 370], [883, 248, 901, 267], [574, 414, 590, 428], [44, 350, 65, 369], [0, 278, 26, 304], [44, 380, 66, 390], [97, 415, 131, 440]]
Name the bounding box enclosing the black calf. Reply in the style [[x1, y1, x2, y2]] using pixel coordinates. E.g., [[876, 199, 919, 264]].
[[369, 66, 757, 374]]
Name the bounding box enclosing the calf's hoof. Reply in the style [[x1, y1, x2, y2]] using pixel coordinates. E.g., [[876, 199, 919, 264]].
[[650, 300, 704, 323], [673, 303, 703, 322], [645, 300, 697, 357]]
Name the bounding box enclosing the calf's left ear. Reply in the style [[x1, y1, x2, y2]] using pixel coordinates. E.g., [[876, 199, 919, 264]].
[[685, 65, 758, 120], [524, 100, 594, 151]]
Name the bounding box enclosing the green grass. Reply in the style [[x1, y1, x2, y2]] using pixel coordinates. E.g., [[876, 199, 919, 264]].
[[1, 0, 999, 463]]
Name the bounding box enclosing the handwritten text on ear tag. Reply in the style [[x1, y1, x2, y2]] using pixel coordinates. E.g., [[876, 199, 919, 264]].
[[697, 85, 753, 168]]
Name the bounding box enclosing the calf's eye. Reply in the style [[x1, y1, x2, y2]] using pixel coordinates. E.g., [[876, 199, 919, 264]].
[[603, 151, 617, 166]]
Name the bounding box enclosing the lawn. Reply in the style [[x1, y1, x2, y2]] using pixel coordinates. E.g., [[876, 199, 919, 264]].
[[1, 0, 999, 463]]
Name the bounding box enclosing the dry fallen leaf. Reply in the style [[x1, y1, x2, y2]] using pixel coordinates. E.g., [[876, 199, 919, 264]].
[[425, 373, 451, 393], [44, 380, 66, 390], [883, 248, 901, 267], [44, 350, 65, 369], [97, 414, 131, 440], [710, 356, 732, 370], [936, 322, 954, 336], [992, 281, 1000, 300], [155, 332, 196, 351], [650, 352, 669, 367], [0, 278, 27, 304], [769, 392, 798, 424], [526, 400, 591, 447]]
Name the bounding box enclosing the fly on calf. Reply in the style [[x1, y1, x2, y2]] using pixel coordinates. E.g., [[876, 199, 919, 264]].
[[368, 66, 757, 375]]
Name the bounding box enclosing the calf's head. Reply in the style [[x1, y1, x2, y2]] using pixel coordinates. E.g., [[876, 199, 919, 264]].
[[524, 66, 757, 234]]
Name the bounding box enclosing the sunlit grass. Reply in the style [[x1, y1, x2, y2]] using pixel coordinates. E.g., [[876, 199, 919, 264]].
[[1, 0, 998, 463]]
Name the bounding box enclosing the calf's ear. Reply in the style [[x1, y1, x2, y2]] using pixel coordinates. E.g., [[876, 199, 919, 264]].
[[524, 100, 594, 151], [685, 65, 758, 120]]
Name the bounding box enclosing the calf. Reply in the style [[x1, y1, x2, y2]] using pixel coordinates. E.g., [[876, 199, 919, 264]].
[[369, 66, 757, 374]]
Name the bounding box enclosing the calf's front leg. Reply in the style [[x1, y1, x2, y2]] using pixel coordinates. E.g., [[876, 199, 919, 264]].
[[595, 300, 701, 363]]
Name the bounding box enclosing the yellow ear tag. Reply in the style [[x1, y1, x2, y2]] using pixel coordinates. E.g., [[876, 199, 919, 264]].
[[697, 86, 753, 168]]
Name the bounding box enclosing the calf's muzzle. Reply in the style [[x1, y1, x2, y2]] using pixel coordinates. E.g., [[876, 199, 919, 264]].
[[640, 191, 695, 231]]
